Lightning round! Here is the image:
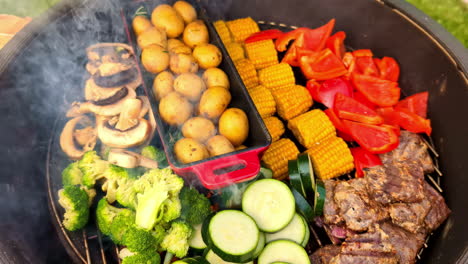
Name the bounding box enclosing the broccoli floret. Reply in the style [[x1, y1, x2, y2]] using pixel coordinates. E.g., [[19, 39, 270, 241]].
[[109, 210, 136, 244], [152, 224, 166, 246], [82, 187, 96, 207], [160, 221, 192, 258], [102, 165, 139, 204], [79, 151, 109, 188], [161, 197, 181, 223], [115, 177, 138, 209], [123, 225, 157, 252], [96, 198, 132, 236], [121, 249, 161, 264], [62, 162, 83, 186], [178, 187, 212, 226], [141, 145, 168, 168], [133, 168, 184, 230], [58, 185, 89, 231]]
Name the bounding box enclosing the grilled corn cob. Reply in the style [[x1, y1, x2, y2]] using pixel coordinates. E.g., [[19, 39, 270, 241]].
[[245, 39, 278, 70], [258, 63, 295, 92], [272, 85, 313, 120], [213, 20, 233, 45], [304, 136, 354, 180], [248, 85, 276, 117], [288, 109, 336, 148], [225, 42, 245, 62], [234, 59, 259, 89], [226, 17, 260, 42], [263, 116, 285, 142], [262, 138, 299, 180]]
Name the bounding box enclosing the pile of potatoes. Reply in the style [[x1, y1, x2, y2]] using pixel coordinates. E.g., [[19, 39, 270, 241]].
[[132, 1, 250, 164]]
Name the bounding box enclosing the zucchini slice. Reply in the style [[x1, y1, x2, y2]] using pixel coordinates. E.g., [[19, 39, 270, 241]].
[[258, 240, 310, 264], [206, 210, 259, 263], [288, 160, 306, 197], [300, 214, 310, 247], [189, 223, 207, 250], [242, 179, 295, 232], [291, 188, 315, 222], [297, 153, 315, 197], [265, 213, 307, 247], [173, 256, 209, 264], [252, 232, 265, 258], [314, 180, 326, 216], [205, 249, 254, 264]]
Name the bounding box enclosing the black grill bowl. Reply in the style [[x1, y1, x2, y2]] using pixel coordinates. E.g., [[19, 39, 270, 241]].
[[0, 0, 466, 263]]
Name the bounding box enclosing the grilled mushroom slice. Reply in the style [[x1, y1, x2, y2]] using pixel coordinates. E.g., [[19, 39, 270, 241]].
[[86, 43, 136, 74], [67, 87, 137, 117], [60, 115, 97, 159], [97, 119, 151, 148], [108, 149, 158, 169], [93, 66, 140, 88], [115, 98, 142, 131]]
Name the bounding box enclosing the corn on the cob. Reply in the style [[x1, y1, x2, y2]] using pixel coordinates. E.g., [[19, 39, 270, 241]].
[[248, 85, 276, 117], [287, 109, 336, 148], [225, 42, 245, 62], [304, 136, 354, 180], [226, 17, 260, 42], [258, 63, 295, 92], [245, 39, 278, 70], [262, 138, 299, 180], [272, 85, 313, 121], [263, 116, 285, 142], [234, 59, 259, 89], [213, 20, 233, 45]]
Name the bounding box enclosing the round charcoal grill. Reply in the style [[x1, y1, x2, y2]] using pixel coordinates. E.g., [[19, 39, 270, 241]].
[[0, 0, 467, 263]]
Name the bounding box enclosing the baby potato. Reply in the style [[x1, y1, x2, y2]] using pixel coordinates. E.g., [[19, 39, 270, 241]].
[[174, 73, 206, 102], [168, 39, 192, 54], [159, 92, 192, 126], [236, 145, 247, 151], [183, 20, 209, 48], [206, 135, 235, 157], [173, 1, 197, 24], [182, 117, 216, 142], [203, 68, 230, 89], [219, 108, 249, 146], [132, 16, 153, 36], [137, 27, 167, 49], [193, 44, 222, 69], [168, 38, 185, 50], [141, 44, 170, 74], [170, 53, 199, 74], [153, 71, 174, 100], [151, 4, 185, 38], [174, 138, 209, 164], [198, 86, 232, 119]]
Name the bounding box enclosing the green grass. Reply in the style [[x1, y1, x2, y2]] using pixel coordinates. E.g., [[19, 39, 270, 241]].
[[0, 0, 61, 17], [406, 0, 468, 47]]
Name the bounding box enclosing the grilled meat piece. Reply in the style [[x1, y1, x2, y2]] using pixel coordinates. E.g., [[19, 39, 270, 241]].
[[389, 198, 431, 233], [423, 182, 451, 231], [380, 131, 434, 174], [381, 222, 426, 264], [364, 162, 425, 204], [310, 245, 341, 264], [330, 254, 398, 264], [334, 178, 389, 232], [324, 180, 344, 225]]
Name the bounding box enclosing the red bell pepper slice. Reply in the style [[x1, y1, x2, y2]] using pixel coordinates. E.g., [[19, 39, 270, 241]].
[[395, 91, 428, 118], [334, 93, 383, 124], [306, 79, 321, 101], [342, 52, 354, 69], [324, 109, 354, 141], [355, 56, 380, 77], [350, 147, 382, 177], [352, 49, 373, 57], [299, 48, 348, 80], [353, 91, 376, 110], [351, 73, 400, 107], [375, 107, 400, 127], [245, 29, 285, 43], [394, 108, 432, 136], [382, 124, 401, 137], [275, 19, 335, 52], [344, 120, 399, 154], [375, 57, 400, 82], [313, 78, 353, 108], [326, 31, 346, 59]]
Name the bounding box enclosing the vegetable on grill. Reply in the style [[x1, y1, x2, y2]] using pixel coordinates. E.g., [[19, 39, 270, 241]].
[[224, 41, 245, 61], [287, 109, 335, 149], [258, 63, 295, 92], [262, 116, 285, 142], [272, 85, 313, 121], [258, 240, 310, 264], [234, 59, 259, 89], [261, 138, 300, 180], [304, 136, 354, 180], [226, 17, 260, 42], [248, 85, 276, 118], [58, 185, 90, 231], [244, 39, 278, 70], [213, 20, 233, 45]]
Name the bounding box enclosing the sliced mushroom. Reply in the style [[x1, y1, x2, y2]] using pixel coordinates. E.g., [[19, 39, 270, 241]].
[[67, 87, 137, 117], [60, 115, 96, 160], [97, 118, 151, 148], [107, 149, 158, 169], [86, 43, 136, 75], [93, 66, 140, 88], [74, 126, 96, 146], [115, 98, 142, 130], [85, 78, 126, 102]]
